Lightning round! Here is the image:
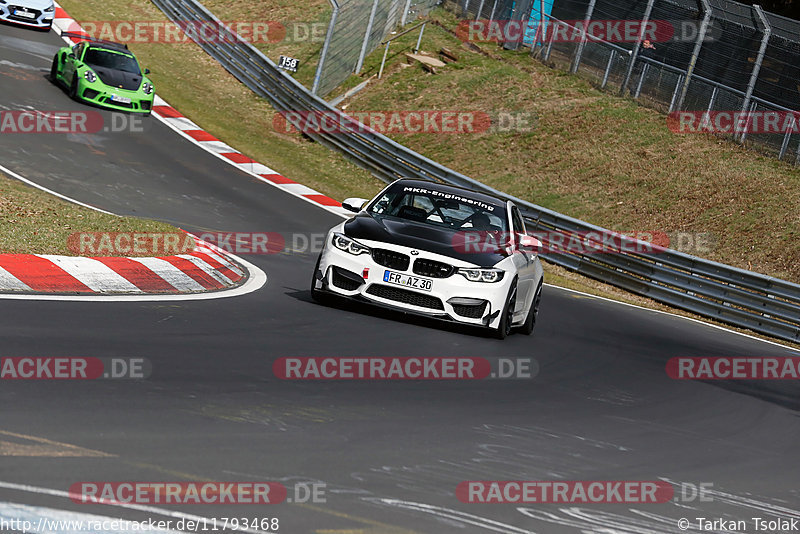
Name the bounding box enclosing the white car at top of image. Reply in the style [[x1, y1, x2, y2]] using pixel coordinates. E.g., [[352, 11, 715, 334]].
[[0, 0, 54, 29], [311, 178, 544, 339]]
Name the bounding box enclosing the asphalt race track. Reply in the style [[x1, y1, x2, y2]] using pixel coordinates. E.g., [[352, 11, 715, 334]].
[[1, 23, 799, 534]]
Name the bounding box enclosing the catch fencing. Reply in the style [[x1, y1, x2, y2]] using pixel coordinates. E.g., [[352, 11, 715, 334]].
[[151, 0, 800, 343], [449, 0, 800, 163], [312, 0, 440, 96]]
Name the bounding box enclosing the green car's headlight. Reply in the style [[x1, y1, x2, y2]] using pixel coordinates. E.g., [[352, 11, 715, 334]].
[[84, 70, 96, 83], [142, 82, 154, 95]]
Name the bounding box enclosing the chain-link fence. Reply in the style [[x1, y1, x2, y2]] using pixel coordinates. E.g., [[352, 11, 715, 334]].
[[447, 0, 800, 164], [312, 0, 441, 96]]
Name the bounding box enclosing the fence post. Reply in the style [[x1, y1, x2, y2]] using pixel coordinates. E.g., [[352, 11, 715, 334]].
[[634, 63, 648, 98], [601, 49, 616, 89], [462, 0, 471, 17], [675, 0, 711, 112], [668, 74, 684, 112], [401, 0, 413, 25], [571, 0, 597, 73], [619, 0, 655, 96], [488, 0, 499, 22], [476, 0, 486, 19], [414, 21, 426, 53], [312, 0, 339, 95], [355, 0, 380, 74], [737, 5, 771, 143]]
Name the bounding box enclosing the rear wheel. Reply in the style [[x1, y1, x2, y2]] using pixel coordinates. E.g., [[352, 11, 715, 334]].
[[493, 279, 517, 340], [518, 281, 542, 336]]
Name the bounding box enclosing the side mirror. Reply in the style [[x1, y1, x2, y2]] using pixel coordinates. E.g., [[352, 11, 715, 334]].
[[518, 234, 541, 252], [68, 53, 76, 59], [342, 197, 368, 213], [144, 68, 150, 74]]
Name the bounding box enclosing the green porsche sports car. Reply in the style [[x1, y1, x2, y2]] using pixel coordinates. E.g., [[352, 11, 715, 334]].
[[51, 36, 154, 115]]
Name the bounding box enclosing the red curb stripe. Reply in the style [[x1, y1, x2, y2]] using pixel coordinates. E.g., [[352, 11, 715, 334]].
[[93, 257, 176, 293], [221, 152, 256, 164], [160, 256, 224, 290], [185, 130, 219, 142], [153, 105, 183, 118], [259, 173, 296, 184], [304, 194, 341, 207], [190, 252, 242, 283], [0, 255, 92, 293]]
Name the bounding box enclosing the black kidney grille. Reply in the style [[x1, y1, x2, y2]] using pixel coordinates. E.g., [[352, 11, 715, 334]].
[[371, 248, 410, 271], [366, 285, 444, 310], [413, 259, 455, 278]]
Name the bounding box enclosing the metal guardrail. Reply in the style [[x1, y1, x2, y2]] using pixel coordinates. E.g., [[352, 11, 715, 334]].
[[151, 0, 800, 343]]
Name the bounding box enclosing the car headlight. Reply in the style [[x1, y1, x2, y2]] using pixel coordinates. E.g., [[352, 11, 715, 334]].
[[142, 82, 154, 95], [457, 268, 505, 283], [44, 4, 54, 11], [332, 233, 369, 256], [83, 70, 96, 83]]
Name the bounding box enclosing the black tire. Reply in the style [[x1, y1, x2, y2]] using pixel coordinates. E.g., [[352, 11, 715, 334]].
[[493, 279, 517, 340], [518, 281, 542, 336], [50, 56, 59, 83], [68, 75, 78, 100], [310, 253, 327, 303]]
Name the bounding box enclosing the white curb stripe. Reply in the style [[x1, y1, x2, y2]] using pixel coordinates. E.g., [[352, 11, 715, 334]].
[[177, 254, 232, 285], [126, 258, 205, 292], [0, 266, 32, 291], [37, 255, 142, 293]]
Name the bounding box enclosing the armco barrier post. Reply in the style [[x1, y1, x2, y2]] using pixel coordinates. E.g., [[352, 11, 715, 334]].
[[312, 0, 339, 94], [570, 0, 596, 73], [737, 4, 770, 144], [675, 0, 711, 112], [619, 0, 655, 96]]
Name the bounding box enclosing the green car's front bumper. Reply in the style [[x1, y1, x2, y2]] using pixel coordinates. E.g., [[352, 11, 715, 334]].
[[75, 78, 154, 114]]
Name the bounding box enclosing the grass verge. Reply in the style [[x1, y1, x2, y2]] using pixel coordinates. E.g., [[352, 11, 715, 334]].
[[0, 172, 181, 256]]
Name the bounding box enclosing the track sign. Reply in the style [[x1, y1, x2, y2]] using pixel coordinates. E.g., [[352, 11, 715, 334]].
[[278, 55, 300, 73]]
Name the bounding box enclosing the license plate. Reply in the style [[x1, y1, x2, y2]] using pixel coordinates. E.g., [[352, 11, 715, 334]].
[[110, 94, 131, 104], [383, 270, 432, 292], [14, 10, 36, 18]]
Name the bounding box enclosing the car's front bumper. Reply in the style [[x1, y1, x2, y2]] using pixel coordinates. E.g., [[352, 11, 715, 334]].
[[76, 79, 153, 114], [0, 5, 53, 28], [315, 234, 514, 329]]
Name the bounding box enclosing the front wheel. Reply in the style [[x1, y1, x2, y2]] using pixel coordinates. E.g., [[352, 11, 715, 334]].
[[493, 279, 517, 340], [49, 56, 59, 83], [518, 281, 542, 336], [68, 75, 78, 100]]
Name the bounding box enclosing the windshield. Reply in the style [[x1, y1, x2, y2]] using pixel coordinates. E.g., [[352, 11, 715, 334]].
[[84, 48, 140, 74], [368, 184, 508, 233]]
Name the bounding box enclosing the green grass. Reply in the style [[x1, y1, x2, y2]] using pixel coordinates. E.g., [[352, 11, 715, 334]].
[[0, 173, 182, 256]]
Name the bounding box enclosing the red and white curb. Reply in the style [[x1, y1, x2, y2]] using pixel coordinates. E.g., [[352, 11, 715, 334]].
[[0, 236, 244, 295], [51, 4, 352, 219]]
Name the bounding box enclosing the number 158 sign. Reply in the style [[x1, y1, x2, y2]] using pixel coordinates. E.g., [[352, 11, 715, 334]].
[[278, 55, 299, 73]]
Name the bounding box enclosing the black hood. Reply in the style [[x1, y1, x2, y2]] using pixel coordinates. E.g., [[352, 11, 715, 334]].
[[344, 213, 509, 267], [91, 68, 142, 91]]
